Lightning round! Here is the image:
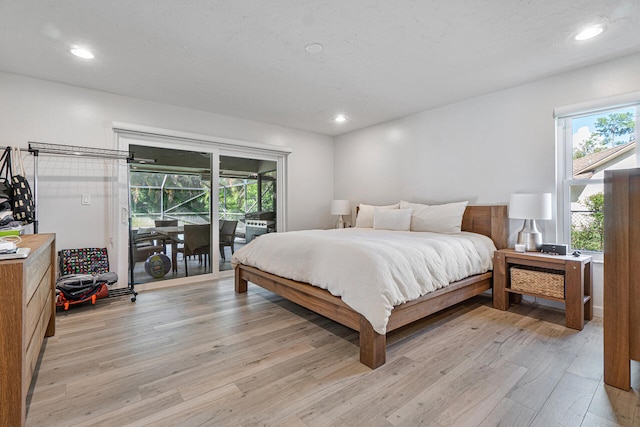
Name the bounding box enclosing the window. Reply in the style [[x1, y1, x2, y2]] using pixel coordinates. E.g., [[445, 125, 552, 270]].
[[557, 103, 638, 253]]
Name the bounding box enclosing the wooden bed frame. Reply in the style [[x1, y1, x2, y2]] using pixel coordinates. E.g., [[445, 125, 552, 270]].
[[235, 205, 508, 369]]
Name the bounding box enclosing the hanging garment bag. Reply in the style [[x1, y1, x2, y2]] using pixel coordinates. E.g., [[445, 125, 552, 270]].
[[0, 147, 12, 207], [11, 147, 34, 224]]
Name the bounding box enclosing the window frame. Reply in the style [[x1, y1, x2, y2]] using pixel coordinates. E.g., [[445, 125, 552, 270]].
[[556, 101, 639, 258]]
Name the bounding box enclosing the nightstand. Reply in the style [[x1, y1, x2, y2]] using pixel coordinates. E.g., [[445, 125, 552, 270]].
[[493, 249, 593, 330]]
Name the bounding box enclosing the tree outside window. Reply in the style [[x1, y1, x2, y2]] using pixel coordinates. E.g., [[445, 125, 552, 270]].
[[571, 192, 603, 251], [568, 108, 636, 252]]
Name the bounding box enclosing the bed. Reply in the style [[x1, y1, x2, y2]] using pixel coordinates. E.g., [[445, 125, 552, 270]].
[[233, 205, 508, 369]]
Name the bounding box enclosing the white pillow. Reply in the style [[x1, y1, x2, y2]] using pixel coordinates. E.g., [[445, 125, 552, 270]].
[[373, 208, 412, 231], [399, 200, 468, 233], [355, 203, 399, 228]]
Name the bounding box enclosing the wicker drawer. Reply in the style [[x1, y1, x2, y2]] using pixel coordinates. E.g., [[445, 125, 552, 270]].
[[510, 266, 565, 299]]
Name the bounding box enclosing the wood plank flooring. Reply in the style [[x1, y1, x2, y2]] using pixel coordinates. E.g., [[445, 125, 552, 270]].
[[27, 278, 640, 426]]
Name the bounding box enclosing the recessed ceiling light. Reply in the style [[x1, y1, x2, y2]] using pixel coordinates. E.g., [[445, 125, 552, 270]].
[[305, 43, 323, 54], [70, 47, 94, 59], [334, 114, 347, 123], [574, 26, 604, 41]]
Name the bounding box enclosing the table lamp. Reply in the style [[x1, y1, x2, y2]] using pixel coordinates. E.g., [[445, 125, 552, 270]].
[[509, 193, 552, 251], [331, 200, 351, 229]]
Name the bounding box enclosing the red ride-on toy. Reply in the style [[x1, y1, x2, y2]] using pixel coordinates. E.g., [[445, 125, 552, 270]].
[[55, 272, 116, 310]]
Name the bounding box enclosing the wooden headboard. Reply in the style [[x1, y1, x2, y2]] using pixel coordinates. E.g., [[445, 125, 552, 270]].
[[461, 205, 508, 249]]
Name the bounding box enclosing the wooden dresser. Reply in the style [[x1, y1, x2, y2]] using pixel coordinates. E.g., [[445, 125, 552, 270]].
[[604, 168, 640, 391], [0, 233, 56, 426]]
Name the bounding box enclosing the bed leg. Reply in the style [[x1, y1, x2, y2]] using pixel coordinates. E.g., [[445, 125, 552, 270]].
[[359, 316, 386, 369], [235, 267, 248, 293]]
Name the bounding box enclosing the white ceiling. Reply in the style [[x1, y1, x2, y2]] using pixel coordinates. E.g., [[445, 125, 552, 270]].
[[1, 1, 639, 136]]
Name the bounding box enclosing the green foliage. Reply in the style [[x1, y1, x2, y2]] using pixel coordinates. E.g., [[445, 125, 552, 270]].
[[131, 171, 276, 226], [571, 192, 604, 252], [130, 172, 210, 225], [573, 136, 607, 159], [593, 112, 635, 146], [219, 178, 274, 216], [573, 112, 636, 159]]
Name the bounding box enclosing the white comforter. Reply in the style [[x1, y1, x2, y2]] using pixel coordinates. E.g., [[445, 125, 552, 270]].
[[231, 228, 496, 334]]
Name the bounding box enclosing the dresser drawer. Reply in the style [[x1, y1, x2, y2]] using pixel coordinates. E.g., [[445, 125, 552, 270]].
[[25, 245, 52, 304], [25, 294, 52, 389], [26, 265, 53, 347]]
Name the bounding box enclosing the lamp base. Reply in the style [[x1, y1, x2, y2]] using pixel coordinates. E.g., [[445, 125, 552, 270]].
[[517, 219, 542, 251], [336, 215, 344, 229]]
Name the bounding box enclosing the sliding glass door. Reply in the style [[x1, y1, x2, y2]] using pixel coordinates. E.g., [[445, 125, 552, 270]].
[[218, 155, 277, 271], [128, 144, 214, 284], [115, 136, 218, 287], [114, 125, 290, 289]]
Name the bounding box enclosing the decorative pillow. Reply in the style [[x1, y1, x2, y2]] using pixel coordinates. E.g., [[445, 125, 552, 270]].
[[355, 203, 399, 228], [373, 208, 412, 231], [399, 200, 468, 233]]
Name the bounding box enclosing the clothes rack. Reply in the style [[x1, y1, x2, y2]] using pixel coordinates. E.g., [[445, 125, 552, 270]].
[[27, 141, 137, 301]]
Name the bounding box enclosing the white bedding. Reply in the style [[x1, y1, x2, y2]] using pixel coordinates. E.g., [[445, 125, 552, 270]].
[[231, 228, 496, 335]]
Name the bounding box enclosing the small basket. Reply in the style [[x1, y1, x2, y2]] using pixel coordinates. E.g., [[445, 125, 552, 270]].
[[510, 266, 565, 299]]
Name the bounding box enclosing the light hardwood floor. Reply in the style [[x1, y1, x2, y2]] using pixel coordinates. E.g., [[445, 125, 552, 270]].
[[27, 279, 640, 426]]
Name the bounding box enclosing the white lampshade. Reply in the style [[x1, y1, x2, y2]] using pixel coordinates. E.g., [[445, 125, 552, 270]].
[[509, 193, 552, 220], [331, 200, 351, 215]]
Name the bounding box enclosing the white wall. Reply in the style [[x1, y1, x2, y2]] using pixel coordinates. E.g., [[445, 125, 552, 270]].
[[0, 72, 334, 268], [334, 51, 640, 316]]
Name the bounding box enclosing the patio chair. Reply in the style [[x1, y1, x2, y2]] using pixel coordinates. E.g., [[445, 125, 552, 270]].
[[131, 229, 164, 263], [219, 220, 238, 261], [176, 224, 210, 276], [154, 219, 178, 253]]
